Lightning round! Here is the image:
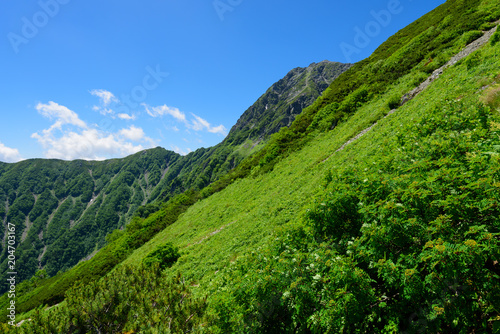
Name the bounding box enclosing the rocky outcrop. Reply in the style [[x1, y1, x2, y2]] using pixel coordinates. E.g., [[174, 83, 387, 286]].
[[226, 61, 353, 145]]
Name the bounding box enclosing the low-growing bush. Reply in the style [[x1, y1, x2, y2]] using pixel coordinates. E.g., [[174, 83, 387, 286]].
[[143, 242, 180, 270], [465, 51, 481, 70], [458, 30, 484, 47], [18, 265, 207, 333], [481, 84, 500, 110], [412, 72, 428, 87], [387, 95, 401, 110], [491, 30, 500, 46]]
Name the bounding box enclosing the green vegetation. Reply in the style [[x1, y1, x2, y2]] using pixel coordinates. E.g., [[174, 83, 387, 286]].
[[481, 84, 500, 110], [458, 30, 484, 47], [491, 29, 500, 46], [211, 98, 500, 332], [3, 0, 500, 332], [387, 95, 401, 110], [143, 243, 180, 270], [0, 60, 348, 323], [7, 265, 206, 333]]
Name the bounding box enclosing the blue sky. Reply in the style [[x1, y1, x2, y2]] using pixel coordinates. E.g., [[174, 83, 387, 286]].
[[0, 0, 445, 162]]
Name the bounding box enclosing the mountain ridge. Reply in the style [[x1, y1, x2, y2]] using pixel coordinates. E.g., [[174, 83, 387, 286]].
[[0, 60, 351, 292]]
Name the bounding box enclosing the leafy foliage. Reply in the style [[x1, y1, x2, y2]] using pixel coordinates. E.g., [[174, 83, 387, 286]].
[[16, 265, 206, 333], [209, 98, 500, 332], [387, 95, 401, 110], [481, 84, 500, 110], [491, 29, 500, 46], [143, 243, 180, 270]]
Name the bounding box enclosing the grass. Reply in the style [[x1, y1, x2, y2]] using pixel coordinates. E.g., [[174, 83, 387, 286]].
[[118, 30, 500, 302], [481, 84, 500, 110]]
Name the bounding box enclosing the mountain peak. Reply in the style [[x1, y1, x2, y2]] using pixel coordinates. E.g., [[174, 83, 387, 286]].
[[225, 61, 352, 145]]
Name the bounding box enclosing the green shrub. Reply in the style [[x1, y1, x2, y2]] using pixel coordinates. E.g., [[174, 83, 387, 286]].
[[481, 84, 500, 110], [412, 72, 428, 87], [458, 30, 484, 47], [19, 265, 206, 333], [465, 51, 481, 70], [485, 10, 500, 22], [143, 242, 180, 270], [491, 30, 500, 46], [421, 53, 450, 74], [479, 22, 496, 30], [104, 228, 124, 244], [387, 95, 401, 110]]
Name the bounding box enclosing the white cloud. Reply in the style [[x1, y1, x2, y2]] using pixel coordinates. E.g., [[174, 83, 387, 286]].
[[170, 145, 192, 156], [208, 124, 227, 134], [190, 114, 227, 135], [0, 142, 22, 163], [143, 104, 186, 122], [117, 113, 136, 120], [90, 89, 118, 106], [32, 102, 155, 160], [142, 104, 226, 135], [90, 89, 119, 116], [119, 125, 145, 142], [32, 128, 145, 161], [36, 101, 87, 131]]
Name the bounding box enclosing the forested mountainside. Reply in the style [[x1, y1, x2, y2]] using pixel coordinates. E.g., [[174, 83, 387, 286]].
[[0, 148, 179, 288], [0, 61, 350, 293], [4, 0, 500, 332]]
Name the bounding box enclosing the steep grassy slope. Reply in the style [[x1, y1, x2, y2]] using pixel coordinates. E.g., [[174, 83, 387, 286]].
[[121, 24, 500, 332], [0, 60, 351, 323], [0, 60, 349, 297]]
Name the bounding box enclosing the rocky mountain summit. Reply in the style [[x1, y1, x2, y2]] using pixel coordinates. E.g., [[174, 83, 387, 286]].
[[226, 61, 352, 145]]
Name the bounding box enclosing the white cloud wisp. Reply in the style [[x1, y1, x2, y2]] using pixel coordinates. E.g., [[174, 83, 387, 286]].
[[0, 142, 23, 163], [32, 102, 155, 160]]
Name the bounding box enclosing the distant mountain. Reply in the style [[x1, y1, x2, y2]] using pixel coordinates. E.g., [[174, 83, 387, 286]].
[[0, 60, 351, 291], [0, 148, 180, 288]]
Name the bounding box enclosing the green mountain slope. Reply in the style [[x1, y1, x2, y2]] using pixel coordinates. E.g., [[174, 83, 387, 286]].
[[0, 60, 350, 309], [6, 0, 500, 332], [0, 148, 180, 287], [119, 22, 500, 331]]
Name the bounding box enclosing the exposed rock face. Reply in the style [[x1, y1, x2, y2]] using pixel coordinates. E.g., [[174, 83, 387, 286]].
[[226, 61, 353, 145]]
